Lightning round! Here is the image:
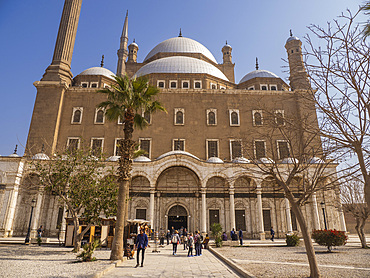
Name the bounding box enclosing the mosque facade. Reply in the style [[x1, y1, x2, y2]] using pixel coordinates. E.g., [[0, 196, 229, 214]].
[[0, 0, 346, 240]]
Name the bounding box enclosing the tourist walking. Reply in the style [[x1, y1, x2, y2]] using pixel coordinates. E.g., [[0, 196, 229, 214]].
[[183, 228, 188, 250], [239, 228, 243, 245], [135, 228, 148, 268], [270, 226, 275, 241], [187, 233, 194, 257], [171, 230, 180, 255], [194, 231, 201, 256]]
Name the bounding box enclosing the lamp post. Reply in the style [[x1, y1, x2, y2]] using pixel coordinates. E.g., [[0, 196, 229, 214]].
[[24, 198, 36, 244], [320, 201, 327, 230]]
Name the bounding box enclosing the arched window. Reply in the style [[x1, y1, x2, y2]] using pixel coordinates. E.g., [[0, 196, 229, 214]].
[[144, 111, 151, 124], [176, 111, 184, 125], [231, 111, 239, 125], [72, 109, 81, 123], [95, 109, 104, 123], [275, 111, 285, 126], [208, 111, 215, 125], [254, 112, 262, 126]]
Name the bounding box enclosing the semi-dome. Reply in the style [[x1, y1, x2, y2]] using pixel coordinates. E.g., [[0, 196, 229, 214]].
[[239, 69, 279, 84], [133, 155, 151, 162], [232, 157, 250, 164], [79, 67, 115, 80], [32, 153, 50, 160], [106, 156, 120, 162], [144, 37, 217, 64], [156, 150, 200, 161], [281, 158, 299, 164], [308, 157, 325, 164], [258, 157, 274, 164], [206, 157, 224, 163], [134, 56, 229, 81]]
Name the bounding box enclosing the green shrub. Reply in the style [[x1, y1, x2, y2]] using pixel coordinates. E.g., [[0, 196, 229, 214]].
[[286, 233, 300, 246], [312, 229, 347, 252], [211, 223, 223, 247], [77, 239, 101, 262]]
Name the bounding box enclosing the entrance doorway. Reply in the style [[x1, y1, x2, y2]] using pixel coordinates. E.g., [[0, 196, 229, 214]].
[[168, 205, 187, 230]]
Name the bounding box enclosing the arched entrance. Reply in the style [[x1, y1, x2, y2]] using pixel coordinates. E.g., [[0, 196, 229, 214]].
[[168, 205, 188, 231]]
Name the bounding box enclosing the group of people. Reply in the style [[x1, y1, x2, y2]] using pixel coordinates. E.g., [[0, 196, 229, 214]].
[[168, 227, 209, 257], [222, 227, 275, 244]]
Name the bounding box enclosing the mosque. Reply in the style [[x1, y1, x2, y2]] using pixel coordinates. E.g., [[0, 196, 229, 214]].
[[0, 0, 346, 241]]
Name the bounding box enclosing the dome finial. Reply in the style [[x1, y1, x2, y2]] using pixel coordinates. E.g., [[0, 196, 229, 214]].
[[226, 40, 228, 45], [126, 10, 128, 17], [133, 38, 136, 43], [13, 144, 18, 154], [255, 57, 259, 70], [290, 29, 293, 37], [100, 55, 104, 67], [179, 28, 182, 37], [41, 144, 45, 153]]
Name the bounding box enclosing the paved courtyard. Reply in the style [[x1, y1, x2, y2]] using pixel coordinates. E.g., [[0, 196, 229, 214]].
[[103, 244, 239, 278]]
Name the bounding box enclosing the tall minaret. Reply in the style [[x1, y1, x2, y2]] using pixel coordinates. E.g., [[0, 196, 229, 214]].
[[285, 30, 310, 91], [42, 0, 83, 85], [26, 0, 83, 156], [117, 11, 129, 76]]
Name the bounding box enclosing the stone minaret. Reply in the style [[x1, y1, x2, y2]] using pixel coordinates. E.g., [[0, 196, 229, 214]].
[[217, 41, 235, 83], [42, 0, 83, 85], [26, 0, 83, 156], [127, 39, 139, 63], [117, 10, 129, 76], [285, 31, 310, 91]]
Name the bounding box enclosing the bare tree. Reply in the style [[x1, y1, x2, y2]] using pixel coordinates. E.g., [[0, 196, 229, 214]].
[[340, 175, 369, 248], [237, 109, 346, 278], [304, 9, 370, 208]]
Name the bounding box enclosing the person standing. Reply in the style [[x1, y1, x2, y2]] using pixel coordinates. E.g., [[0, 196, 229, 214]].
[[171, 230, 180, 255], [194, 231, 200, 256], [270, 226, 275, 242], [202, 234, 210, 249], [166, 230, 171, 245], [135, 228, 148, 268], [238, 228, 243, 246], [187, 233, 194, 257]]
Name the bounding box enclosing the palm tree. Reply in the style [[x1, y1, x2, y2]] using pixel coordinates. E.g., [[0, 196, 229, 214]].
[[362, 1, 370, 37], [98, 75, 166, 261]]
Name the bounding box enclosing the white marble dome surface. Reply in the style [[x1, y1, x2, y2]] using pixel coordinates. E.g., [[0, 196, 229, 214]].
[[79, 67, 115, 80], [144, 36, 217, 64], [239, 69, 279, 84], [134, 56, 229, 81]]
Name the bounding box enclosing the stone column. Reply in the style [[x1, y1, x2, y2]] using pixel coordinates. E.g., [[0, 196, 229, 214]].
[[59, 205, 67, 243], [256, 188, 265, 240], [149, 188, 155, 229], [338, 205, 347, 232], [311, 193, 320, 230], [201, 188, 207, 234], [285, 198, 293, 233], [156, 192, 161, 231], [229, 188, 236, 230], [31, 189, 44, 237]]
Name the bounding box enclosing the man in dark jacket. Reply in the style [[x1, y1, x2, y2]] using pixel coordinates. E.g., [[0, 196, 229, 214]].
[[135, 228, 148, 267], [270, 226, 275, 241], [238, 228, 243, 245]]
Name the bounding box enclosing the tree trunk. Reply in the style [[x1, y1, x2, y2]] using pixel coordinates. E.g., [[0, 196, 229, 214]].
[[355, 217, 368, 248], [72, 215, 80, 252], [354, 146, 370, 207], [110, 108, 135, 261], [110, 179, 126, 261]]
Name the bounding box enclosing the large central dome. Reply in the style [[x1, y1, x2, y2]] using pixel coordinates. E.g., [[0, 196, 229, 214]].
[[144, 37, 217, 64]]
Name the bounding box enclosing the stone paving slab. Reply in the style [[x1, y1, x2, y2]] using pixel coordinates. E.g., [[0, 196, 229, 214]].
[[103, 244, 240, 278]]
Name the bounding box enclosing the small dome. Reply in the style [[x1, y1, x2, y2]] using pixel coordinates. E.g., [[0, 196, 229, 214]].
[[286, 36, 300, 43], [79, 67, 115, 80], [134, 56, 229, 81], [239, 69, 279, 84], [281, 158, 298, 164], [258, 157, 274, 164], [156, 150, 200, 161], [144, 36, 217, 63], [232, 157, 250, 164], [308, 157, 325, 164], [133, 156, 151, 162], [8, 153, 20, 158], [206, 157, 224, 163], [32, 153, 50, 160], [106, 156, 120, 162], [129, 42, 138, 48]]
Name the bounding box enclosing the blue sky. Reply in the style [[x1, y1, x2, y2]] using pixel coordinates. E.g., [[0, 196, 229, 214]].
[[0, 0, 365, 156]]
